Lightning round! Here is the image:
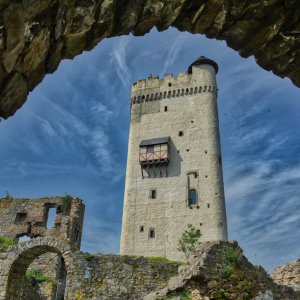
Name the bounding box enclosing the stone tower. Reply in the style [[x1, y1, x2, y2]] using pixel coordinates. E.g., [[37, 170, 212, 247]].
[[120, 56, 228, 261]]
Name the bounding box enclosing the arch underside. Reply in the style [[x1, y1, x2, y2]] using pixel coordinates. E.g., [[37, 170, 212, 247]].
[[0, 0, 299, 119], [0, 237, 71, 300]]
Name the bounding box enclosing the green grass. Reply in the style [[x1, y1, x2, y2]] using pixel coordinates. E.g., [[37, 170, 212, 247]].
[[164, 290, 192, 300], [0, 236, 17, 252], [146, 256, 186, 265], [223, 246, 243, 266], [26, 268, 54, 283]]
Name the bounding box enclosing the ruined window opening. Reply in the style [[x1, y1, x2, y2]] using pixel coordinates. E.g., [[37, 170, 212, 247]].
[[46, 207, 56, 229], [18, 235, 31, 243], [164, 106, 168, 112], [178, 131, 183, 136], [188, 189, 198, 206], [150, 189, 156, 199], [15, 212, 27, 224], [74, 226, 80, 243], [140, 225, 144, 232], [149, 228, 155, 238]]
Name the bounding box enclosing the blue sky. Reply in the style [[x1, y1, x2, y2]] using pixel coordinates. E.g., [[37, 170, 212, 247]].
[[0, 28, 299, 273]]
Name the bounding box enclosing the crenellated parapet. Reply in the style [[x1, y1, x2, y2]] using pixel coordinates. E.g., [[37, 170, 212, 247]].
[[130, 68, 217, 106]]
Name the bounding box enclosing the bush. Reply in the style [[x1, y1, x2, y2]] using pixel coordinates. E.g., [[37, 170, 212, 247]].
[[223, 246, 243, 266], [4, 192, 12, 200], [220, 246, 243, 279], [0, 236, 16, 252], [26, 269, 53, 283], [60, 194, 72, 213], [177, 224, 202, 259], [220, 264, 233, 279]]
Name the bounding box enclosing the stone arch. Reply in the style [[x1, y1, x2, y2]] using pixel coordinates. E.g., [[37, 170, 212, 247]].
[[0, 237, 74, 300], [0, 1, 299, 119]]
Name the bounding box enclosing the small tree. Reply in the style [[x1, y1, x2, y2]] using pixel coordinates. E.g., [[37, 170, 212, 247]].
[[177, 224, 202, 259]]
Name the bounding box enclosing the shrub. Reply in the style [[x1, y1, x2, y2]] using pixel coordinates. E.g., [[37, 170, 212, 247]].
[[220, 246, 243, 279], [177, 224, 202, 259], [26, 268, 53, 283], [60, 194, 72, 213], [220, 264, 233, 279], [4, 192, 12, 200], [223, 246, 243, 266], [0, 236, 17, 252]]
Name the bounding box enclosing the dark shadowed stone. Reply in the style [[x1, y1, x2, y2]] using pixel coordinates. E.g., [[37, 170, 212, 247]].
[[2, 3, 25, 73], [0, 0, 299, 118], [0, 72, 28, 118]]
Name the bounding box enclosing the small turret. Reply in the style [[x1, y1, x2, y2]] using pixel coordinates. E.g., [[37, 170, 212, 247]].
[[188, 56, 219, 74]]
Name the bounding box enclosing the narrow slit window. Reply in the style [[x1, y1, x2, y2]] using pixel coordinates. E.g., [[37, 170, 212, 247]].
[[164, 106, 168, 112], [140, 225, 144, 232], [149, 228, 155, 238], [178, 131, 183, 137], [150, 189, 156, 199]]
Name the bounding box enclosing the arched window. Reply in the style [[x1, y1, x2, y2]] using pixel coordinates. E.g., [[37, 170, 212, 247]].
[[188, 189, 198, 206]]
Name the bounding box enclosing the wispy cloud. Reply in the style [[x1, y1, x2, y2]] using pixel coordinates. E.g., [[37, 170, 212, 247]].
[[110, 37, 131, 89]]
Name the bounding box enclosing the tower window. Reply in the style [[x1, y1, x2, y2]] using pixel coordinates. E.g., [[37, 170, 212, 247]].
[[207, 203, 210, 208], [140, 226, 144, 232], [188, 189, 198, 206], [150, 189, 156, 199], [168, 83, 172, 87], [164, 106, 168, 112], [147, 145, 154, 153], [149, 228, 155, 238], [178, 131, 183, 137]]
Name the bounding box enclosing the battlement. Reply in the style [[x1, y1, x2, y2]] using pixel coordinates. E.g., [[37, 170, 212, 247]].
[[130, 83, 217, 105], [131, 63, 217, 106]]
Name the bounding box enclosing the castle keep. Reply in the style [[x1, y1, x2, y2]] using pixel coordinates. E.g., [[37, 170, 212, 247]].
[[120, 56, 228, 261]]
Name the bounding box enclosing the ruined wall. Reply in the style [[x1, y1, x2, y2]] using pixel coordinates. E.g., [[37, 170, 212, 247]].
[[0, 0, 299, 119], [144, 241, 299, 300], [121, 60, 227, 261], [272, 259, 300, 292], [0, 196, 85, 251], [64, 253, 180, 300]]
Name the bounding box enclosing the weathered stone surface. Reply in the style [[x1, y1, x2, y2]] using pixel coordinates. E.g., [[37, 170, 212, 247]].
[[0, 196, 85, 251], [272, 259, 300, 292], [0, 0, 299, 119], [0, 72, 27, 119], [144, 241, 299, 300]]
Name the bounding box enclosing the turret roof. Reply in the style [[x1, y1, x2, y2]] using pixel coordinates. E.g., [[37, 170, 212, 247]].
[[188, 56, 219, 74]]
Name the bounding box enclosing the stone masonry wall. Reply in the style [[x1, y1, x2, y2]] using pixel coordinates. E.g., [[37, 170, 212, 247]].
[[0, 0, 299, 119], [64, 253, 180, 300]]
